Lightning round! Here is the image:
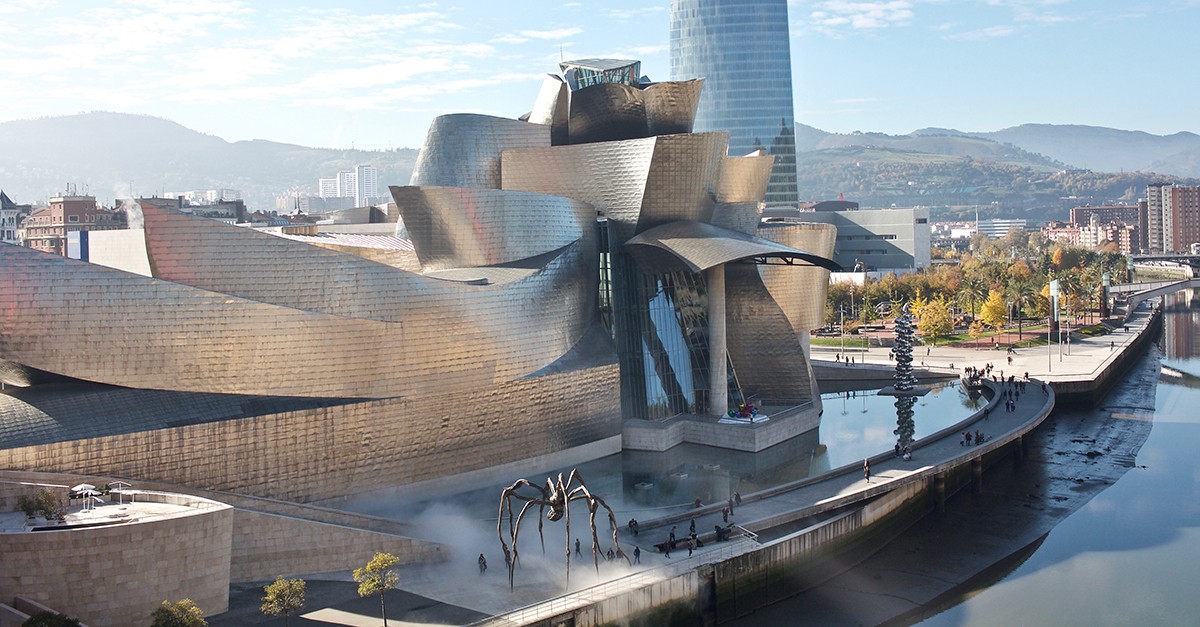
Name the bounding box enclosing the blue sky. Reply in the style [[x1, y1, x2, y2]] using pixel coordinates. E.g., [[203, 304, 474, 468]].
[[0, 0, 1196, 150]]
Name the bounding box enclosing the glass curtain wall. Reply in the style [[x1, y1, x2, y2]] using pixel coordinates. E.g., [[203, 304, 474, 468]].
[[670, 0, 799, 206]]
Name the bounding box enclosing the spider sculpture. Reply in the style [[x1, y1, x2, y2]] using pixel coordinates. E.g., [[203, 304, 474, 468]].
[[497, 468, 627, 590]]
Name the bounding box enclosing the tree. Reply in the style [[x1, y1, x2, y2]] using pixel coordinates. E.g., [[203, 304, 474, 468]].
[[150, 600, 207, 627], [961, 277, 988, 320], [1006, 280, 1037, 340], [980, 289, 1008, 334], [261, 576, 306, 626], [969, 320, 986, 348], [917, 298, 953, 346], [354, 552, 400, 626]]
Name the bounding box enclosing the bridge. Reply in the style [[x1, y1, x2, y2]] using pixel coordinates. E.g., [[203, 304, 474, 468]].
[[1109, 278, 1200, 310], [1129, 253, 1200, 264]]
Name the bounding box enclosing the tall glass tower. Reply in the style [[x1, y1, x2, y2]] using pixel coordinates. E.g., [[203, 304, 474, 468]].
[[670, 0, 798, 207]]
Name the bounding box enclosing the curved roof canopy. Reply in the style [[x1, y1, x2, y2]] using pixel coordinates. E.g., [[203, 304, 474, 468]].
[[624, 220, 842, 274]]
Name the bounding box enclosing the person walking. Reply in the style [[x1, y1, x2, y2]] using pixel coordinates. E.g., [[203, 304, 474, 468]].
[[863, 458, 871, 483], [669, 526, 676, 544], [663, 538, 671, 558], [478, 553, 487, 574], [688, 536, 695, 557], [575, 538, 581, 557], [689, 518, 696, 536], [633, 546, 641, 564]]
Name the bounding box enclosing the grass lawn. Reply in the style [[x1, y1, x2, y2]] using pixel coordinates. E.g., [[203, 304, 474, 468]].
[[810, 337, 869, 348]]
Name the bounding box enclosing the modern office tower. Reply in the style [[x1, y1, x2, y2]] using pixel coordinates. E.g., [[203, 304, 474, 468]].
[[670, 0, 798, 207], [354, 164, 379, 206]]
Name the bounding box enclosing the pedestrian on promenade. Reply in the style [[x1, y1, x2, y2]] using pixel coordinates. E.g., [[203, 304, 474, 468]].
[[634, 546, 641, 564], [689, 518, 696, 535], [863, 458, 871, 483], [1111, 340, 1115, 351], [663, 539, 671, 558], [734, 491, 742, 506], [688, 537, 695, 557], [575, 538, 581, 557], [478, 553, 487, 574], [728, 496, 735, 516], [669, 526, 676, 544]]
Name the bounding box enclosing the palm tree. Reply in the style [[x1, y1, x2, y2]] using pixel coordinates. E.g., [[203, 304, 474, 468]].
[[1006, 280, 1037, 341], [962, 277, 988, 321]]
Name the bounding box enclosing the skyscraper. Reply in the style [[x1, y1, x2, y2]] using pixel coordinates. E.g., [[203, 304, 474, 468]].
[[355, 163, 379, 206], [670, 0, 798, 207]]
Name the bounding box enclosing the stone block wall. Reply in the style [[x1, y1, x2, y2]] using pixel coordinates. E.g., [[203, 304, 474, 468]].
[[230, 509, 444, 582], [0, 495, 232, 627]]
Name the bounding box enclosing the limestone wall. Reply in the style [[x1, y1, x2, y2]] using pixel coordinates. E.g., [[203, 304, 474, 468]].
[[230, 509, 444, 582], [0, 495, 232, 627], [0, 362, 620, 502]]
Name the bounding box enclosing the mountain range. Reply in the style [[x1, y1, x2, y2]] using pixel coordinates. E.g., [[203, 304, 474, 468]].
[[1, 112, 1198, 223]]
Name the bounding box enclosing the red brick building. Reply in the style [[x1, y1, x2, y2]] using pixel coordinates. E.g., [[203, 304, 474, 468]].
[[20, 195, 124, 255]]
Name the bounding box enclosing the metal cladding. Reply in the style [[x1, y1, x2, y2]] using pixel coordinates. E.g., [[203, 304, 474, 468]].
[[390, 186, 594, 271], [529, 74, 569, 145], [725, 263, 817, 402], [502, 132, 727, 243], [409, 113, 550, 189], [564, 80, 703, 146], [624, 220, 840, 275], [567, 82, 649, 145], [643, 79, 703, 136], [3, 204, 595, 399], [559, 58, 641, 90], [714, 153, 775, 203], [758, 221, 839, 335]]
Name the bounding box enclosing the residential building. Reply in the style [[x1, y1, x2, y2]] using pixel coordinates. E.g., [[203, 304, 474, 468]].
[[336, 170, 356, 199], [670, 0, 798, 206], [1041, 221, 1080, 247], [1161, 185, 1200, 253], [976, 218, 1026, 239], [318, 178, 338, 198], [1069, 204, 1140, 227], [1, 190, 31, 244], [18, 195, 123, 255], [1147, 182, 1168, 252], [354, 164, 379, 206]]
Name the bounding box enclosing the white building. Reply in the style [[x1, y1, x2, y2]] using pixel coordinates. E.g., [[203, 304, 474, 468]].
[[318, 178, 338, 199], [354, 164, 379, 207], [336, 170, 356, 199]]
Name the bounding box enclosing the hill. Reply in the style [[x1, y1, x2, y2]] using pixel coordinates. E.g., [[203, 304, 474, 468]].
[[795, 145, 1200, 221], [0, 112, 418, 210], [914, 123, 1200, 176], [804, 129, 1065, 169]]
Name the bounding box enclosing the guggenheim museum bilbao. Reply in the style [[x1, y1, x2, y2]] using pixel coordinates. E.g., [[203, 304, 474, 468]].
[[0, 59, 838, 502]]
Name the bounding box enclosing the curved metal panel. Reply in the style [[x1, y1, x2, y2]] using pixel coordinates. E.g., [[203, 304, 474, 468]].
[[637, 132, 727, 231], [528, 74, 569, 145], [710, 201, 761, 236], [725, 263, 816, 403], [714, 153, 775, 203], [409, 113, 550, 189], [390, 185, 593, 270], [623, 220, 840, 274], [502, 136, 656, 243], [643, 79, 703, 136], [0, 241, 596, 399], [502, 133, 728, 244], [758, 221, 838, 334], [567, 82, 648, 145]]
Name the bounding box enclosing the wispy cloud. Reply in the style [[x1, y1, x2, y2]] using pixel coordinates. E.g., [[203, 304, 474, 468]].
[[608, 6, 665, 20], [946, 25, 1016, 40], [984, 0, 1073, 24], [833, 97, 879, 105], [807, 1, 915, 33], [492, 27, 584, 44]]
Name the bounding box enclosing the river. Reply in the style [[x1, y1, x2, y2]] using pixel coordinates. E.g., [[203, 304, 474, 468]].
[[734, 291, 1200, 626]]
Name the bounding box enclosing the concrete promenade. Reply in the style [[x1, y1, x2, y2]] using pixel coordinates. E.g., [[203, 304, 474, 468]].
[[469, 299, 1160, 625]]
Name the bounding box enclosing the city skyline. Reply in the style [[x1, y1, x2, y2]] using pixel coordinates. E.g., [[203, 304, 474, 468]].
[[0, 0, 1197, 151]]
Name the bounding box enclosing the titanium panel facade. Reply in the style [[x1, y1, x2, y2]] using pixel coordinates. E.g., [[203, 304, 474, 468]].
[[758, 221, 838, 334], [624, 220, 840, 275], [528, 74, 569, 145], [1, 238, 594, 399], [409, 114, 550, 190], [670, 0, 799, 206], [714, 154, 775, 204], [643, 79, 703, 137], [725, 263, 817, 403], [390, 186, 593, 270], [567, 83, 649, 145]]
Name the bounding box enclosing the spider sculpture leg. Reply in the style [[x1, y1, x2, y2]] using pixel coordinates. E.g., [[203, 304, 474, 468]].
[[497, 479, 549, 591]]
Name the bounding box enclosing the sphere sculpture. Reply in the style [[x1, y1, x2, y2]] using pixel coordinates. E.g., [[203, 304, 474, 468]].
[[892, 303, 918, 452]]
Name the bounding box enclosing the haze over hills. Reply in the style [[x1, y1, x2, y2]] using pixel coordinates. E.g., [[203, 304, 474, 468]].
[[0, 112, 418, 210], [1, 112, 1198, 225]]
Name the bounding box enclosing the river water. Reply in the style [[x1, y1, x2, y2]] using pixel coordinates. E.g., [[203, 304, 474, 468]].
[[740, 291, 1200, 626]]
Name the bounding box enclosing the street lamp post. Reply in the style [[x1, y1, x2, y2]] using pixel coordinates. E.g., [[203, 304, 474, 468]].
[[1048, 279, 1060, 371]]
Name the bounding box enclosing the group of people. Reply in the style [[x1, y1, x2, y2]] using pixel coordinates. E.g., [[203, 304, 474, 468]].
[[626, 517, 640, 536], [961, 430, 989, 446], [834, 353, 857, 364], [893, 442, 912, 461]]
